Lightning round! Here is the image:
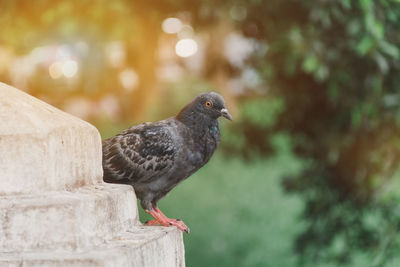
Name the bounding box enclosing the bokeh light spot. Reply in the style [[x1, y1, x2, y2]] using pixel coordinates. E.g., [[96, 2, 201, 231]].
[[48, 62, 63, 79], [119, 68, 139, 91], [106, 41, 125, 68], [177, 25, 194, 39], [175, 38, 198, 58], [230, 5, 247, 21], [162, 17, 182, 34], [62, 60, 78, 78]]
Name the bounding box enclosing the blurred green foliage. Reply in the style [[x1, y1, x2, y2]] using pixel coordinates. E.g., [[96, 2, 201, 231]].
[[215, 0, 400, 265], [139, 148, 305, 267], [221, 96, 285, 158]]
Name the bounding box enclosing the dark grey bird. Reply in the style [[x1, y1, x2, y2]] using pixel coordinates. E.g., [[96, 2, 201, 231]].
[[102, 92, 232, 233]]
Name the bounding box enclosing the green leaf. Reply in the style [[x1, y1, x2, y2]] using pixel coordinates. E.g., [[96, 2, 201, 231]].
[[347, 19, 361, 35], [340, 0, 352, 9], [315, 65, 329, 81], [375, 52, 389, 73], [360, 0, 373, 10], [356, 36, 374, 55], [379, 40, 400, 59], [371, 21, 384, 39], [302, 55, 319, 73]]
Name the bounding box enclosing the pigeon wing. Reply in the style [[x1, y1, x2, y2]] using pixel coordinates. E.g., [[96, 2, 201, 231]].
[[102, 123, 176, 184]]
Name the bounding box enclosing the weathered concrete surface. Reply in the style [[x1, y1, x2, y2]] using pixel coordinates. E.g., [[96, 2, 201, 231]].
[[0, 227, 185, 267], [0, 83, 185, 266], [0, 82, 103, 194], [0, 184, 138, 252]]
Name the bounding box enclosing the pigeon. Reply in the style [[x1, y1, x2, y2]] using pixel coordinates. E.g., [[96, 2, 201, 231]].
[[102, 92, 232, 233]]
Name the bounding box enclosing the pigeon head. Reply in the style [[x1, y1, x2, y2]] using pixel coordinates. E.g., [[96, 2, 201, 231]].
[[177, 92, 232, 124]]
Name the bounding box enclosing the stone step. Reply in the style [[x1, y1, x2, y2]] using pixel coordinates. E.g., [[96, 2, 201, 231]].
[[0, 183, 139, 252], [0, 82, 103, 194], [0, 226, 185, 267], [0, 82, 186, 266]]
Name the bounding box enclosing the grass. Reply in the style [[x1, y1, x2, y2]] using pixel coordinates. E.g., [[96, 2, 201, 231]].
[[139, 148, 305, 267]]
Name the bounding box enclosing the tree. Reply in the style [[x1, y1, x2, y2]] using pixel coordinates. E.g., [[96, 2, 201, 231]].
[[225, 0, 400, 265]]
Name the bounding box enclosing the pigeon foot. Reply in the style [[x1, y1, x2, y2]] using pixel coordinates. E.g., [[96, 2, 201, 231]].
[[145, 218, 190, 233], [145, 207, 190, 234]]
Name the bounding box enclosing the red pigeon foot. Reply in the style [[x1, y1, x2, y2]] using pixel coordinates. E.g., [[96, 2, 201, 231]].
[[145, 207, 190, 234]]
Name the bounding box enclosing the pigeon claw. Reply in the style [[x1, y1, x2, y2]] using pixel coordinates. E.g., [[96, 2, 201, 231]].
[[145, 208, 190, 233], [164, 218, 190, 234], [144, 218, 190, 234]]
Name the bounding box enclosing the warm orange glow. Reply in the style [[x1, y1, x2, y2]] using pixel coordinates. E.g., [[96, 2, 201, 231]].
[[177, 25, 194, 39], [119, 69, 139, 91], [48, 62, 63, 79]]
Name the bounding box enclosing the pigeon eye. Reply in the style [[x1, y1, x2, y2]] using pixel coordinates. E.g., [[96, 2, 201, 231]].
[[205, 101, 213, 108]]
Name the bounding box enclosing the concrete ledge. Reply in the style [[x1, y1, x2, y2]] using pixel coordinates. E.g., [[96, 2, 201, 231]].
[[0, 227, 185, 267], [0, 184, 139, 252], [0, 83, 185, 266], [0, 82, 103, 194]]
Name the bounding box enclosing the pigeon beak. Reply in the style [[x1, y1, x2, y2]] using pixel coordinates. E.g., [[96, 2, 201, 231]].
[[220, 108, 232, 121]]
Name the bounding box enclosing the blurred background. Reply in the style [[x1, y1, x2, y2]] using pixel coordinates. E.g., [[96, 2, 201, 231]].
[[1, 0, 400, 266]]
